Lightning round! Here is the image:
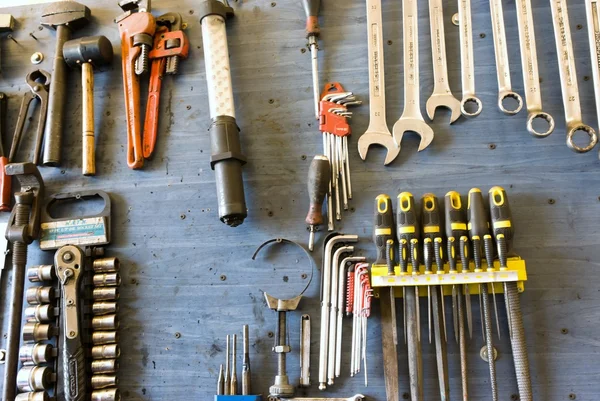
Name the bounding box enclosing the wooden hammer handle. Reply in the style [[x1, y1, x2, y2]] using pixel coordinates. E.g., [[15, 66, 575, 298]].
[[82, 62, 95, 176]]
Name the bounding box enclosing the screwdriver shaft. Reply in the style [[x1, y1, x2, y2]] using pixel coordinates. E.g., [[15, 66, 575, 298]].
[[309, 37, 320, 120], [231, 334, 238, 395], [242, 325, 251, 395], [224, 335, 230, 395]]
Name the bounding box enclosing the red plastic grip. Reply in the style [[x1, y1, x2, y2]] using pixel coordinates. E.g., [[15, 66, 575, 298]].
[[0, 156, 11, 212]]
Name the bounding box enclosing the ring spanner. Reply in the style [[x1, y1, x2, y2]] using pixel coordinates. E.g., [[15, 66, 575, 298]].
[[458, 0, 482, 117]]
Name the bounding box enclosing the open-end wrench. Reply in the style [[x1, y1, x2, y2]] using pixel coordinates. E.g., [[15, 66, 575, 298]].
[[550, 0, 598, 153], [458, 0, 483, 117], [489, 0, 523, 115], [585, 0, 600, 157], [426, 0, 461, 123], [357, 0, 400, 165], [515, 0, 555, 137], [272, 396, 365, 401], [392, 0, 435, 151]]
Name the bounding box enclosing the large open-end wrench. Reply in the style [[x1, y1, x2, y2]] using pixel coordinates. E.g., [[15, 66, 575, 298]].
[[489, 0, 523, 115], [426, 0, 461, 123], [515, 0, 555, 137], [458, 0, 482, 117], [357, 0, 400, 165], [585, 0, 600, 158], [550, 0, 598, 153], [392, 0, 434, 151]]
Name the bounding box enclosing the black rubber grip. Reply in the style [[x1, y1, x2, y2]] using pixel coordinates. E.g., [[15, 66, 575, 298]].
[[396, 192, 419, 244], [373, 194, 394, 265], [420, 193, 442, 242], [444, 191, 467, 239], [488, 186, 514, 249]]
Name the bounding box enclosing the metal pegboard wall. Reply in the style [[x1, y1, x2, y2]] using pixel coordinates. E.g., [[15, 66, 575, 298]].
[[0, 0, 598, 401]]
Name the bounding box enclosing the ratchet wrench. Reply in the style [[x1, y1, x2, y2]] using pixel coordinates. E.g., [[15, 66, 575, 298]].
[[586, 0, 600, 157], [550, 0, 598, 152], [489, 0, 523, 115], [515, 0, 555, 137], [357, 0, 399, 165], [458, 0, 482, 117]]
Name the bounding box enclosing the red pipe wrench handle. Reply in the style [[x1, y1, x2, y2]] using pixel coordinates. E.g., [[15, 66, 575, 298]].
[[143, 58, 165, 159], [0, 156, 11, 212]]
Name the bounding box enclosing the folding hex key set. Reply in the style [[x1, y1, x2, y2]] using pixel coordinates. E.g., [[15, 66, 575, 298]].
[[369, 188, 531, 401]]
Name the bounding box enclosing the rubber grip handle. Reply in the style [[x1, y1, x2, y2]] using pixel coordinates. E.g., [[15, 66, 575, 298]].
[[63, 335, 86, 401], [302, 0, 320, 36], [396, 192, 419, 243], [306, 155, 330, 225], [467, 188, 489, 238], [420, 193, 442, 241], [82, 63, 95, 176], [444, 191, 468, 239], [143, 58, 165, 159], [0, 156, 11, 212], [373, 194, 394, 265], [488, 186, 514, 248]]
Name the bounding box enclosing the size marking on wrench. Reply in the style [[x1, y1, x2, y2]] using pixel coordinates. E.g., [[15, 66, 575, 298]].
[[489, 0, 523, 115], [515, 0, 555, 137], [551, 0, 598, 152], [358, 0, 399, 165], [392, 0, 434, 150], [586, 0, 600, 158], [458, 0, 482, 117], [426, 0, 461, 123]]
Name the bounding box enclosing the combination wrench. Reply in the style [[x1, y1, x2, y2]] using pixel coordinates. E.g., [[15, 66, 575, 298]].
[[271, 395, 365, 401], [489, 0, 523, 115], [515, 0, 555, 137], [550, 0, 598, 152], [586, 0, 600, 157], [426, 0, 461, 123], [458, 0, 482, 117], [357, 0, 400, 165], [392, 0, 435, 150]]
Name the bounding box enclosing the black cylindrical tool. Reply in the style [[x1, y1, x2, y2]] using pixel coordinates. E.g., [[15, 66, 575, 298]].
[[306, 155, 330, 251]]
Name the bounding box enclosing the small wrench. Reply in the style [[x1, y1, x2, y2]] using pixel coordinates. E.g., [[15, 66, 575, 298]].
[[272, 395, 365, 401], [357, 0, 400, 165], [392, 0, 434, 150], [585, 0, 600, 157], [550, 0, 598, 152], [515, 0, 555, 137], [489, 0, 523, 115], [458, 0, 483, 117], [426, 0, 461, 123]]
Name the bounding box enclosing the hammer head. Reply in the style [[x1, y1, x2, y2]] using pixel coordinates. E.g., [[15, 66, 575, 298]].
[[0, 14, 15, 33], [41, 1, 90, 31], [63, 36, 114, 68]]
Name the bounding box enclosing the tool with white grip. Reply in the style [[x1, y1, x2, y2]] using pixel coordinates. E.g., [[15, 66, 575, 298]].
[[550, 0, 598, 152], [458, 0, 483, 117]]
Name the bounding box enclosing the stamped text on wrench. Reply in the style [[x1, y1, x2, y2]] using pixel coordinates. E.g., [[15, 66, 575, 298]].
[[458, 0, 483, 117]]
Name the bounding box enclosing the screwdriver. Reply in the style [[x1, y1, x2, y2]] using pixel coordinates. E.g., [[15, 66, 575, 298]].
[[444, 191, 469, 400], [373, 194, 399, 401], [242, 325, 251, 395], [489, 187, 532, 401], [420, 193, 449, 400], [302, 0, 321, 120], [0, 93, 10, 212], [306, 155, 331, 251], [468, 188, 498, 401], [396, 192, 423, 401]]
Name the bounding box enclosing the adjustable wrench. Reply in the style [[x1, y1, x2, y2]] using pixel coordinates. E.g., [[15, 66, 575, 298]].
[[515, 0, 555, 137], [458, 0, 482, 117], [426, 0, 461, 123], [273, 395, 365, 401], [585, 0, 600, 157], [550, 0, 598, 152], [489, 0, 523, 115], [392, 0, 434, 151], [357, 0, 400, 165]]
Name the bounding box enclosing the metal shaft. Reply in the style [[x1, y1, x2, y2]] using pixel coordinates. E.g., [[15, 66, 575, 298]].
[[482, 284, 498, 401], [432, 283, 449, 400], [224, 334, 230, 395], [405, 287, 422, 401], [217, 364, 224, 395], [309, 37, 320, 120], [242, 325, 251, 395], [506, 281, 532, 401], [457, 286, 468, 401], [231, 334, 237, 395]]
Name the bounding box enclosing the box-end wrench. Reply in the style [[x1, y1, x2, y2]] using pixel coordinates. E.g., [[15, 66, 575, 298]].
[[515, 0, 555, 137], [357, 0, 400, 165], [426, 0, 461, 124], [489, 0, 523, 115], [550, 0, 598, 153], [392, 0, 435, 151], [458, 0, 483, 117], [585, 0, 600, 158]]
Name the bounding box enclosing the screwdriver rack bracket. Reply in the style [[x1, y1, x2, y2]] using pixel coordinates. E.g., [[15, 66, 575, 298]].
[[370, 256, 527, 296]]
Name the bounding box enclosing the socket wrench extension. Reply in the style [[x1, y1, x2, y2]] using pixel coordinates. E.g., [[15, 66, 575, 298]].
[[489, 0, 523, 114], [550, 0, 598, 152]]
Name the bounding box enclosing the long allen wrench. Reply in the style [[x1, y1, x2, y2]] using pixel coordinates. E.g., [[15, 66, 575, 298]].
[[550, 0, 598, 152], [586, 0, 600, 158], [489, 0, 523, 115], [515, 0, 555, 137], [458, 0, 483, 117], [357, 0, 400, 165], [392, 0, 435, 151], [426, 0, 461, 123]]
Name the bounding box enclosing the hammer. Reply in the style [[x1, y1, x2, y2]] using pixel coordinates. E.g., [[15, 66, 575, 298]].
[[63, 36, 113, 176], [41, 1, 90, 167]]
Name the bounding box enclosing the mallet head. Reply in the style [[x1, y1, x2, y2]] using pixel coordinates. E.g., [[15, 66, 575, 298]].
[[63, 36, 114, 68], [41, 1, 90, 31]]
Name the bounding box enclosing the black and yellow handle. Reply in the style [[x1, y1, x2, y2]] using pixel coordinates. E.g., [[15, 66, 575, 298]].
[[444, 191, 467, 272], [421, 193, 442, 274], [397, 192, 419, 274], [373, 194, 395, 266], [489, 186, 514, 252], [467, 188, 489, 271]]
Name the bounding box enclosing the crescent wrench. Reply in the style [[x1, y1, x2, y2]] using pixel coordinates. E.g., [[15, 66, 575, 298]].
[[426, 0, 461, 123], [357, 0, 400, 165], [458, 0, 483, 117], [392, 0, 435, 151]]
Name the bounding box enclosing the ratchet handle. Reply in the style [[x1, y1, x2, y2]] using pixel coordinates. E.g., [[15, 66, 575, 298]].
[[62, 336, 86, 401], [373, 194, 395, 266]]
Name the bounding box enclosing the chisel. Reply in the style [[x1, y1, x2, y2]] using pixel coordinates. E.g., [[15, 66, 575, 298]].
[[302, 0, 321, 120]]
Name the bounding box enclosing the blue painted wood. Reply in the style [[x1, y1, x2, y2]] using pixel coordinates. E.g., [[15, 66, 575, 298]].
[[0, 0, 598, 400]]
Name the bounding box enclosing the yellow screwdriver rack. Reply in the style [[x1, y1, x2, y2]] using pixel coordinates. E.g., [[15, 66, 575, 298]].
[[370, 256, 527, 297]]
